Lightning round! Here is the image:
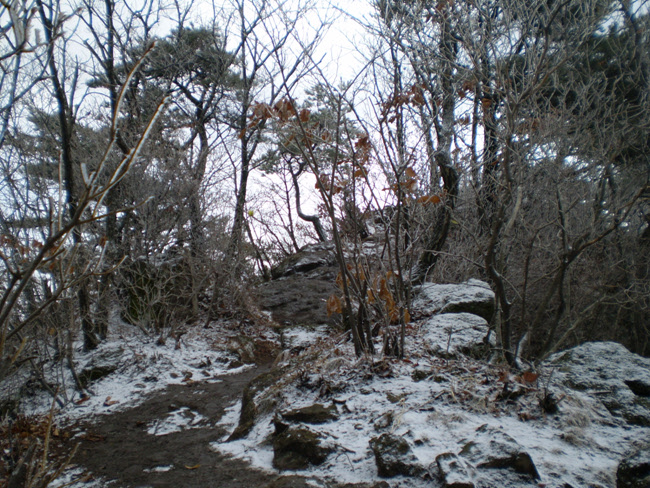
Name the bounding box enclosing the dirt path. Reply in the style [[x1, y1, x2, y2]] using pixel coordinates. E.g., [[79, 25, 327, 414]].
[[69, 365, 279, 488]]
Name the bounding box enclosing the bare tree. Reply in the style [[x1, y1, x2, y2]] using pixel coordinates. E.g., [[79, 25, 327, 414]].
[[0, 0, 165, 382]]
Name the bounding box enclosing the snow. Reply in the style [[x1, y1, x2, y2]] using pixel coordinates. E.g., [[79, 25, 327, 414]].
[[414, 279, 495, 318], [211, 326, 650, 487], [18, 318, 245, 423], [147, 407, 207, 435], [8, 288, 650, 487]]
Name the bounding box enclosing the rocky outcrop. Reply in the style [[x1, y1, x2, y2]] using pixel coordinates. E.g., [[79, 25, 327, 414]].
[[421, 313, 493, 358], [617, 445, 650, 488], [436, 425, 539, 487], [414, 280, 495, 321], [256, 243, 339, 327], [548, 342, 650, 426], [369, 433, 425, 478], [270, 242, 337, 279]]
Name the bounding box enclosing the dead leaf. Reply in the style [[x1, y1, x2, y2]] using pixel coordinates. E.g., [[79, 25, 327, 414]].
[[184, 464, 201, 470], [103, 396, 119, 406], [417, 194, 442, 205], [521, 371, 539, 384], [75, 395, 90, 405], [326, 294, 343, 316]]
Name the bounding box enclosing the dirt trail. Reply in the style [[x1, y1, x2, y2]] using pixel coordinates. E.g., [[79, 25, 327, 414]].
[[70, 365, 278, 488]]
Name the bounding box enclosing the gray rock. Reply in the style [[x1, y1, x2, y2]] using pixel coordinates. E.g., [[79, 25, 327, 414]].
[[270, 242, 337, 279], [256, 275, 339, 327], [369, 433, 425, 478], [414, 279, 495, 321], [547, 342, 650, 426], [272, 424, 333, 470], [459, 425, 540, 480], [79, 346, 124, 388], [617, 446, 650, 488], [436, 452, 475, 488], [421, 313, 493, 358]]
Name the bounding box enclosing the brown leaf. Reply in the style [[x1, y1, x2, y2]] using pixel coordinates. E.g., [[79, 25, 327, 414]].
[[326, 294, 343, 316], [75, 395, 90, 405], [521, 371, 539, 384], [103, 396, 119, 406], [184, 464, 201, 470], [405, 167, 417, 178], [367, 288, 376, 304], [417, 195, 442, 205]]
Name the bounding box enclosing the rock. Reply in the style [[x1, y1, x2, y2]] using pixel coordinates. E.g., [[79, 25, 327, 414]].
[[226, 337, 280, 365], [421, 313, 493, 358], [78, 346, 124, 388], [281, 403, 338, 424], [272, 424, 333, 470], [547, 342, 650, 426], [369, 433, 425, 478], [373, 411, 394, 431], [459, 425, 540, 480], [270, 242, 337, 279], [436, 452, 475, 488], [414, 279, 495, 321], [228, 367, 287, 441], [257, 242, 342, 327], [617, 446, 650, 488], [256, 276, 338, 327]]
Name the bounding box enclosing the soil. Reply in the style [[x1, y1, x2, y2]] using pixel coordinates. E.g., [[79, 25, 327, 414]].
[[65, 365, 285, 488]]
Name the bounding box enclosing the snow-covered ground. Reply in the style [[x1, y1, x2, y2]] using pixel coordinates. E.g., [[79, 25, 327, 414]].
[[18, 319, 254, 423], [7, 289, 650, 488], [212, 325, 646, 488]]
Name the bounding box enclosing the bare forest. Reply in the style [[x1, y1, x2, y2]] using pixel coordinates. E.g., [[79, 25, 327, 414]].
[[1, 0, 649, 449]]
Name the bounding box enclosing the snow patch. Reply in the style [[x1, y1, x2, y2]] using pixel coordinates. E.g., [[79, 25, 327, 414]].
[[147, 407, 207, 435]]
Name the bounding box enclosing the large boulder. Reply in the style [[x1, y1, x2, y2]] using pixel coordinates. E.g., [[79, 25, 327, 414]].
[[421, 313, 493, 358], [414, 279, 495, 321], [617, 446, 650, 488], [369, 433, 425, 478], [547, 342, 650, 426]]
